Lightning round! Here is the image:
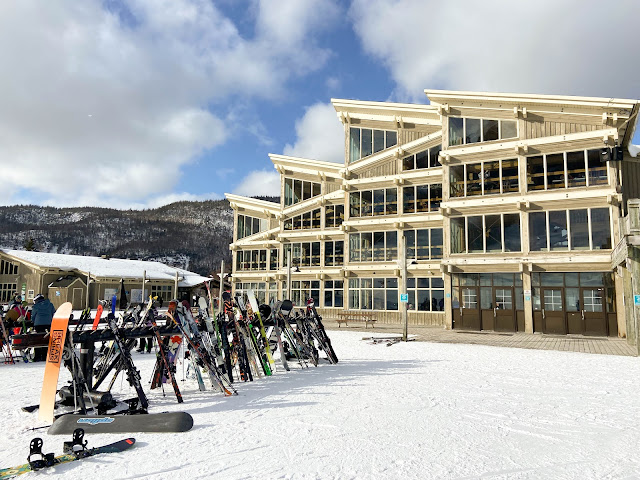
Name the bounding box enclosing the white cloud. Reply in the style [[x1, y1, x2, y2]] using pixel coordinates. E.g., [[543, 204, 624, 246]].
[[233, 170, 281, 197], [283, 103, 345, 163], [349, 0, 640, 100], [0, 0, 340, 207]]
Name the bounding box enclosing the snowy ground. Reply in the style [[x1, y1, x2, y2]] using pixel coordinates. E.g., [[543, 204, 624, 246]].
[[2, 331, 640, 479]]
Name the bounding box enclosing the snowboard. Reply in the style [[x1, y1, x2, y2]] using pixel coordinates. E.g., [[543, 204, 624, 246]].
[[48, 411, 194, 435], [91, 304, 104, 330], [38, 302, 73, 423], [0, 436, 135, 479]]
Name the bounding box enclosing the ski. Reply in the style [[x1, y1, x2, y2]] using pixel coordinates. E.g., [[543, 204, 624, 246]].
[[147, 306, 183, 403], [91, 304, 104, 330]]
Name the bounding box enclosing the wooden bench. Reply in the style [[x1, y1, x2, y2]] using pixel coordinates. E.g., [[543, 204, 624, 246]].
[[335, 311, 377, 328]]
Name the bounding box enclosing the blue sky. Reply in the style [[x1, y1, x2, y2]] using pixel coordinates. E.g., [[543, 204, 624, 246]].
[[0, 0, 638, 209]]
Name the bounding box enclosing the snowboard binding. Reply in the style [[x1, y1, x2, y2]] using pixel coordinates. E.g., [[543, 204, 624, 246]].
[[28, 437, 55, 470], [64, 428, 89, 458]]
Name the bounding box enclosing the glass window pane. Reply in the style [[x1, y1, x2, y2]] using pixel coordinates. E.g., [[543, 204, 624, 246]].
[[373, 130, 385, 153], [386, 231, 397, 260], [527, 156, 545, 191], [549, 210, 568, 250], [450, 166, 465, 197], [529, 212, 547, 251], [416, 150, 428, 169], [373, 190, 385, 216], [501, 159, 519, 193], [468, 216, 484, 253], [405, 230, 416, 259], [386, 130, 397, 148], [430, 229, 443, 259], [546, 153, 565, 189], [361, 190, 373, 216], [335, 241, 344, 264], [361, 233, 373, 261], [284, 178, 293, 206], [466, 118, 481, 144], [349, 128, 360, 163], [580, 272, 604, 286], [386, 188, 398, 215], [503, 214, 521, 252], [350, 192, 360, 217], [483, 119, 499, 142], [386, 289, 398, 310], [485, 215, 502, 252], [429, 144, 442, 168], [325, 205, 334, 227], [294, 179, 303, 204], [484, 161, 500, 195], [373, 289, 385, 310], [361, 129, 373, 158], [403, 154, 415, 171], [373, 232, 385, 261], [324, 289, 333, 307], [430, 184, 442, 211], [565, 288, 580, 312], [417, 289, 430, 311], [480, 287, 492, 309], [566, 151, 586, 188], [569, 209, 589, 250], [467, 163, 482, 196], [349, 234, 360, 262], [416, 230, 430, 260], [587, 149, 608, 186], [591, 208, 611, 249], [403, 186, 415, 214], [449, 117, 464, 146], [416, 185, 429, 212], [450, 218, 465, 254], [501, 120, 517, 139]]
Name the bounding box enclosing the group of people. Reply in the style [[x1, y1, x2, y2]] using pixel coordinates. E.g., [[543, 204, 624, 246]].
[[2, 293, 55, 361]]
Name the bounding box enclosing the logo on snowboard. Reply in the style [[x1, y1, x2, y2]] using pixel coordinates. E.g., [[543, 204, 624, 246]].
[[47, 329, 65, 363], [77, 417, 115, 425]]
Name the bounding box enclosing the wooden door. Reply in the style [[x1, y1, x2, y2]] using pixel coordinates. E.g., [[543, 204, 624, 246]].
[[542, 288, 566, 334]]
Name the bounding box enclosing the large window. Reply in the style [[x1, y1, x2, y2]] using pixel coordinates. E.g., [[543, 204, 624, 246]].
[[450, 159, 519, 198], [236, 249, 268, 271], [0, 283, 18, 302], [404, 228, 443, 260], [526, 148, 608, 192], [283, 242, 321, 267], [290, 280, 320, 307], [529, 208, 611, 252], [349, 127, 397, 163], [284, 178, 321, 206], [402, 144, 442, 171], [349, 231, 397, 262], [237, 215, 268, 240], [325, 241, 344, 266], [150, 285, 173, 302], [236, 282, 278, 306], [448, 117, 518, 147], [348, 277, 398, 310], [450, 214, 522, 254], [407, 277, 445, 311], [403, 184, 442, 213], [0, 260, 18, 275], [325, 204, 345, 228], [324, 280, 344, 308], [350, 188, 398, 217], [284, 209, 321, 231]]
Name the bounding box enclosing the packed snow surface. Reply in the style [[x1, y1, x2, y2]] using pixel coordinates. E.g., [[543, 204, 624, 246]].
[[2, 331, 640, 479]]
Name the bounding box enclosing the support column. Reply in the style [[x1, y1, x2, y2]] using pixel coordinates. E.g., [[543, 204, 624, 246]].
[[522, 266, 533, 334]]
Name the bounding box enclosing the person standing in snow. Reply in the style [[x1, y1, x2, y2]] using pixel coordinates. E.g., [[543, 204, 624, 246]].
[[31, 294, 55, 361]]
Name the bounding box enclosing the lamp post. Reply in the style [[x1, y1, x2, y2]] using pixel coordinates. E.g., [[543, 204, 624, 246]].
[[400, 234, 409, 342]]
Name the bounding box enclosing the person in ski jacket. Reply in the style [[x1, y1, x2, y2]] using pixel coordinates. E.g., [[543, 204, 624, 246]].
[[31, 294, 55, 361]]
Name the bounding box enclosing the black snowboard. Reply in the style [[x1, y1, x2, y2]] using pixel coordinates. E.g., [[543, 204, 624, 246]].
[[48, 412, 194, 435]]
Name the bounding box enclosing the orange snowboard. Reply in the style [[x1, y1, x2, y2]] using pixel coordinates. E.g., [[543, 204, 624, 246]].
[[38, 302, 73, 423]]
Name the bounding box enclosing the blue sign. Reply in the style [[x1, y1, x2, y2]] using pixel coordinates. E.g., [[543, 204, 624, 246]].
[[400, 293, 408, 303], [635, 295, 640, 306]]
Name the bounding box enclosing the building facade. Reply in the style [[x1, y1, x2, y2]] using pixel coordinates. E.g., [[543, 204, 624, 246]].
[[227, 90, 640, 337]]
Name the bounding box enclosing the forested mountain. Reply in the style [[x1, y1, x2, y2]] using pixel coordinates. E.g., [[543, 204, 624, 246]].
[[0, 199, 265, 276]]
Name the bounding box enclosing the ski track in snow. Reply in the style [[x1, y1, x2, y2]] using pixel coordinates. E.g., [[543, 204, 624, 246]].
[[1, 331, 640, 479]]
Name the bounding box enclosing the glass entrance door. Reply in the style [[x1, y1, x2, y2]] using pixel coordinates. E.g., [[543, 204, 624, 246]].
[[494, 287, 516, 332], [460, 287, 481, 330], [582, 287, 607, 336], [542, 288, 566, 334]]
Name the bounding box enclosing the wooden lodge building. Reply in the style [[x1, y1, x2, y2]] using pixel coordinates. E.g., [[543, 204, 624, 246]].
[[226, 89, 640, 338]]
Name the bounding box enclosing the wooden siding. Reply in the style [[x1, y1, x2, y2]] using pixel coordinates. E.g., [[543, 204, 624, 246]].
[[622, 158, 640, 215], [325, 182, 341, 194], [524, 120, 600, 140], [399, 127, 438, 145], [354, 159, 398, 179]]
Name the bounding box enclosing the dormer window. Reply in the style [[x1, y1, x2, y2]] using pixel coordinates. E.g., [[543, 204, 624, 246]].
[[349, 127, 397, 163]]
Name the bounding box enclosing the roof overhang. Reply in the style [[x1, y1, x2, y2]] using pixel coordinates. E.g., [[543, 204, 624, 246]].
[[332, 98, 440, 127], [269, 154, 344, 179], [225, 194, 281, 215]]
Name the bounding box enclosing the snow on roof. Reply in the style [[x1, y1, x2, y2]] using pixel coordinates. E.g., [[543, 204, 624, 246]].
[[2, 249, 209, 287]]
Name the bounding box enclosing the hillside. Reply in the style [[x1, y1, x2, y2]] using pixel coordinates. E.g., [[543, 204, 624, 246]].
[[0, 199, 248, 276]]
